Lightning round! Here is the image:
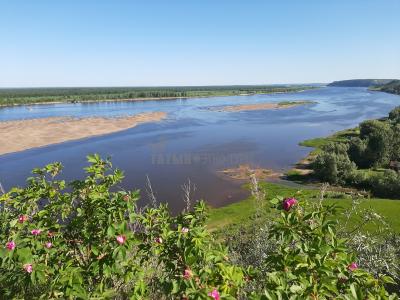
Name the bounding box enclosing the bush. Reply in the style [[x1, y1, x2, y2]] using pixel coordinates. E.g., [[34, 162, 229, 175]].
[[0, 156, 397, 299], [0, 155, 245, 299], [389, 107, 400, 124], [348, 137, 369, 168], [358, 120, 393, 167], [368, 170, 400, 198], [313, 144, 356, 185]]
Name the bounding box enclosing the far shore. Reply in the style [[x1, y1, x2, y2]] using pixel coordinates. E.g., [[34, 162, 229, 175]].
[[0, 112, 166, 156], [0, 89, 315, 109]]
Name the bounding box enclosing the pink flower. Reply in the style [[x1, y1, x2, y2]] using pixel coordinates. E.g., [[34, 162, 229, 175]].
[[181, 227, 189, 233], [208, 289, 220, 300], [45, 242, 52, 249], [155, 237, 163, 244], [23, 263, 33, 273], [6, 241, 16, 250], [348, 262, 358, 272], [31, 229, 41, 236], [18, 215, 28, 223], [282, 197, 297, 211], [116, 235, 126, 245], [183, 268, 192, 279]]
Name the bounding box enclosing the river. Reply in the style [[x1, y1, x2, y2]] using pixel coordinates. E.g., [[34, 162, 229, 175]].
[[1, 87, 399, 212]]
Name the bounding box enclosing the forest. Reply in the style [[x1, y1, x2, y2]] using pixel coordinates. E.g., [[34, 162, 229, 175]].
[[0, 85, 314, 106]]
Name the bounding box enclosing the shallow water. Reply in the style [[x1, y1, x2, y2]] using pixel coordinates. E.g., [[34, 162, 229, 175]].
[[1, 87, 399, 212]]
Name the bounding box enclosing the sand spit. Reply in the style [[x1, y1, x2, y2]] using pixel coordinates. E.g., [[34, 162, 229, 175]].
[[211, 101, 315, 112], [0, 112, 166, 155]]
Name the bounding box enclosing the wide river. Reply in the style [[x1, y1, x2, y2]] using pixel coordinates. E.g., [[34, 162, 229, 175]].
[[1, 87, 399, 212]]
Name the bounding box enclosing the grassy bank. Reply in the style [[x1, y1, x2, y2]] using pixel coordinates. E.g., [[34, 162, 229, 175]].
[[299, 127, 359, 154], [0, 85, 316, 106], [207, 182, 400, 233]]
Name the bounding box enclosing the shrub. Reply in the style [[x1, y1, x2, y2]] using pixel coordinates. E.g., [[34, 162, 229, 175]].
[[0, 156, 397, 299], [348, 137, 369, 168], [389, 107, 400, 124], [313, 145, 356, 185], [0, 155, 245, 299], [368, 170, 400, 198], [258, 196, 396, 298], [358, 120, 393, 167]]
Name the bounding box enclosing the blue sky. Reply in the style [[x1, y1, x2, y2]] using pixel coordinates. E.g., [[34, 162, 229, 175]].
[[0, 0, 399, 87]]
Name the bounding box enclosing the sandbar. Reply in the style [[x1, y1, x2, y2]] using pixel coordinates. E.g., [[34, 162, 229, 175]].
[[0, 112, 166, 155], [211, 101, 315, 112]]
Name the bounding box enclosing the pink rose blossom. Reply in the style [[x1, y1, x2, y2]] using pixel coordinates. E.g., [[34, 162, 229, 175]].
[[183, 268, 192, 279], [23, 263, 33, 273], [181, 227, 189, 233], [282, 197, 297, 211], [116, 235, 126, 245], [6, 241, 16, 250], [348, 262, 358, 272], [45, 242, 52, 249], [155, 237, 163, 244], [208, 289, 220, 300], [31, 229, 41, 236], [18, 215, 28, 223]]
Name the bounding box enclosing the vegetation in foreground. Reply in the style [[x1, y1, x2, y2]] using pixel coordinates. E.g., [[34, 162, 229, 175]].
[[0, 85, 315, 106], [1, 155, 398, 298]]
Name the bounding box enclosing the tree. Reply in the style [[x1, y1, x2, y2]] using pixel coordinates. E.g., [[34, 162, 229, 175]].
[[313, 146, 356, 185], [388, 106, 400, 123], [348, 137, 368, 168], [359, 120, 393, 167]]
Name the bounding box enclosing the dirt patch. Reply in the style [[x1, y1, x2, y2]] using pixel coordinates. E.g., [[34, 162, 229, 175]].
[[218, 164, 282, 181]]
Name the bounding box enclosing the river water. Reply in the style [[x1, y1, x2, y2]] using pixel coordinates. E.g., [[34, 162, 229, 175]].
[[1, 87, 399, 212]]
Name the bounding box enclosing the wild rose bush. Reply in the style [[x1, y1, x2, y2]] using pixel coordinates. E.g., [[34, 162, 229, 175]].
[[0, 155, 244, 299], [0, 155, 397, 299], [250, 196, 397, 299]]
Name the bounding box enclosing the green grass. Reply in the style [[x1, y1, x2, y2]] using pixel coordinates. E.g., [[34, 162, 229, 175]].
[[277, 100, 317, 106], [207, 182, 400, 233], [299, 127, 359, 154]]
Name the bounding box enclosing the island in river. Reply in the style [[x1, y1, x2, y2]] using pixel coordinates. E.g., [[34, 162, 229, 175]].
[[210, 100, 315, 112]]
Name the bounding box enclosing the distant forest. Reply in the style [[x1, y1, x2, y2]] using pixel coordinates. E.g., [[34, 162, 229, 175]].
[[0, 85, 315, 106], [328, 79, 394, 87]]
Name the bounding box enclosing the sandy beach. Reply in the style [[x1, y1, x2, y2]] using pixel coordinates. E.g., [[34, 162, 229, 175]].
[[0, 112, 166, 155]]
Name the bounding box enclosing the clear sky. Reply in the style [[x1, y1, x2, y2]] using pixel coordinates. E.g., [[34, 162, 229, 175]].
[[1, 0, 399, 87]]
